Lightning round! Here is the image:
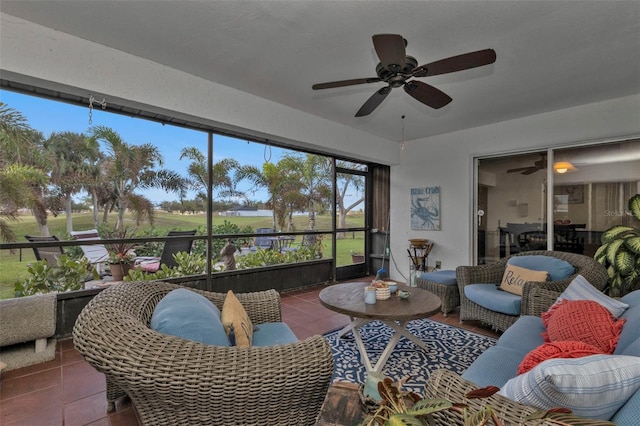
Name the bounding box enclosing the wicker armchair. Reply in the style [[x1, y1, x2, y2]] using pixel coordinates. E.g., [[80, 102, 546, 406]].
[[456, 250, 608, 332], [73, 281, 334, 425]]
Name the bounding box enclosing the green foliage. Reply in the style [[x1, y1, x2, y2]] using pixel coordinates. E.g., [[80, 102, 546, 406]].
[[14, 255, 94, 297], [125, 251, 207, 281], [211, 220, 253, 258], [595, 194, 640, 296]]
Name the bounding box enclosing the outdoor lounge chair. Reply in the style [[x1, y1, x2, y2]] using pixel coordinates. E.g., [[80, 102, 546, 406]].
[[24, 235, 64, 267], [70, 229, 110, 275], [135, 230, 197, 272]]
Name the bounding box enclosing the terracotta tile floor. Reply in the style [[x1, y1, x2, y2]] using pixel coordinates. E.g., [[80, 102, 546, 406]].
[[0, 281, 498, 425]]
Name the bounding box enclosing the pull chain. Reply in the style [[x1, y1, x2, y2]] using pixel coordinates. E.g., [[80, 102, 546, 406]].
[[400, 114, 406, 151], [88, 95, 107, 125]]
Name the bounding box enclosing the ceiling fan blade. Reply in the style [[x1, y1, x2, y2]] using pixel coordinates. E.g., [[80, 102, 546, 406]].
[[412, 49, 497, 77], [355, 86, 392, 117], [507, 167, 535, 174], [521, 168, 541, 175], [312, 77, 381, 90], [372, 34, 406, 68], [403, 81, 452, 109]]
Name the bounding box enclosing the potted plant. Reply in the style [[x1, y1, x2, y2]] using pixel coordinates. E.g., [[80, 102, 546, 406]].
[[351, 250, 365, 264], [104, 228, 138, 281], [595, 193, 640, 297]]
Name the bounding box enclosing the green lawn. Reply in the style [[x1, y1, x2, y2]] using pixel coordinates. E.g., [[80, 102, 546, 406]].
[[1, 211, 365, 298]]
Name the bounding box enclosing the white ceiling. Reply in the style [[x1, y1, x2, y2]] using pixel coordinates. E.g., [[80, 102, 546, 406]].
[[1, 1, 639, 143]]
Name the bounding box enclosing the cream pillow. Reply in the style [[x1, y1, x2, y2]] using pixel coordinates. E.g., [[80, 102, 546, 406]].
[[221, 290, 253, 347], [500, 264, 548, 295]]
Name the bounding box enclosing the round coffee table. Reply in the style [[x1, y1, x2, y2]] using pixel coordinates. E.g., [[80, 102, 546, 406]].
[[319, 282, 441, 373]]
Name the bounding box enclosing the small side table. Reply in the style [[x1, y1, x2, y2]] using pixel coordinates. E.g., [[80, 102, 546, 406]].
[[416, 270, 460, 316]]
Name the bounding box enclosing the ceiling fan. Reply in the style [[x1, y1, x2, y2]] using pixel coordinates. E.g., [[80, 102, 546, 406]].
[[311, 34, 496, 117], [506, 154, 547, 175]]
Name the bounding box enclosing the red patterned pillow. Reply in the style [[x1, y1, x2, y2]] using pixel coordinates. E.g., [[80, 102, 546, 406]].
[[542, 299, 626, 353], [517, 341, 605, 375]]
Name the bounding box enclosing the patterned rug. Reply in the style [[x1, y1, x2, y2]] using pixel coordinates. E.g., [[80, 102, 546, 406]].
[[323, 319, 496, 394]]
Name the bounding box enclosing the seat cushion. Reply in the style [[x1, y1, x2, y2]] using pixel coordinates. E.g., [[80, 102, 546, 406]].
[[496, 315, 545, 354], [498, 354, 640, 420], [420, 270, 457, 285], [461, 346, 525, 388], [252, 322, 298, 346], [508, 255, 575, 281], [464, 284, 521, 316], [221, 290, 253, 347], [150, 288, 229, 346], [615, 291, 640, 354]]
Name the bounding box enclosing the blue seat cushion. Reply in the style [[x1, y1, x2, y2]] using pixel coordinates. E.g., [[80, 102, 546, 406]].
[[150, 288, 229, 346], [497, 315, 545, 355], [420, 270, 457, 285], [615, 291, 640, 354], [508, 255, 575, 281], [611, 387, 640, 425], [251, 322, 298, 346], [462, 346, 525, 387], [464, 284, 521, 316]]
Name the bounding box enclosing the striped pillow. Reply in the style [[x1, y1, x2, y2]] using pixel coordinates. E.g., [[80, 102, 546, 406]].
[[552, 274, 628, 318], [498, 355, 640, 420]]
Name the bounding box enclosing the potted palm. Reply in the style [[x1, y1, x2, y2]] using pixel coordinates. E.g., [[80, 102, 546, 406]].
[[595, 193, 640, 296], [104, 228, 137, 281]]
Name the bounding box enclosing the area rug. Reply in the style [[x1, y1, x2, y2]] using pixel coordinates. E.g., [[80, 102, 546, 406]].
[[323, 319, 496, 394]]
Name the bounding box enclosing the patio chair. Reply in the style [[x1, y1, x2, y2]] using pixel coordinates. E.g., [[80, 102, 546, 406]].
[[24, 235, 64, 267], [136, 230, 197, 272], [70, 229, 110, 275], [73, 281, 334, 424], [253, 227, 275, 250], [457, 250, 609, 332]]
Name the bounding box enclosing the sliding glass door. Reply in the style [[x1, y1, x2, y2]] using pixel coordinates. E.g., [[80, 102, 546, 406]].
[[475, 138, 640, 265]]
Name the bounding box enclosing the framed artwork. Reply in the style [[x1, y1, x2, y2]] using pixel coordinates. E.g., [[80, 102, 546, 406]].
[[557, 185, 584, 204], [411, 186, 441, 230]]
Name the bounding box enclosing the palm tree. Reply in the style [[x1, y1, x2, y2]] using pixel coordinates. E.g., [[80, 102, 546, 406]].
[[278, 154, 332, 231], [90, 126, 187, 230], [45, 131, 100, 232], [179, 146, 243, 202], [0, 102, 53, 237]]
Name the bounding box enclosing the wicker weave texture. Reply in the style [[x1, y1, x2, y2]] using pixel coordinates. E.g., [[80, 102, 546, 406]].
[[456, 251, 609, 332], [73, 281, 334, 425], [425, 369, 558, 425], [415, 278, 460, 315]]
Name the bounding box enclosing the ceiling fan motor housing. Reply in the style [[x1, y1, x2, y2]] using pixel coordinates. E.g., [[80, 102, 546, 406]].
[[376, 55, 418, 87]]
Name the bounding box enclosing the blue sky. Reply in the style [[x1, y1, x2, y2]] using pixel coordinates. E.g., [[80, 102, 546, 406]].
[[1, 89, 286, 203]]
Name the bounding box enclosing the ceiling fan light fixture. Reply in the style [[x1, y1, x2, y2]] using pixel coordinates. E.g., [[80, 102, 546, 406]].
[[553, 161, 577, 174]]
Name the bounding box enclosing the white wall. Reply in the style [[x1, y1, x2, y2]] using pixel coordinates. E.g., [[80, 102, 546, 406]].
[[0, 13, 398, 165], [390, 94, 640, 282]]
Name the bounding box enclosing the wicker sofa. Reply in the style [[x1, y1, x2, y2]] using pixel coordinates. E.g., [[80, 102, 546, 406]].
[[456, 250, 609, 332], [424, 286, 640, 425], [73, 281, 334, 425]]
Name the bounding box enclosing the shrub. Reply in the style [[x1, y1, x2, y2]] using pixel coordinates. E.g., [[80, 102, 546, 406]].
[[14, 255, 94, 297]]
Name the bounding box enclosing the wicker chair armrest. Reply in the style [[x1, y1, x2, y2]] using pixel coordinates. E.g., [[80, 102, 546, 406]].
[[524, 286, 563, 317], [228, 288, 282, 323], [521, 276, 572, 315], [425, 369, 548, 425]]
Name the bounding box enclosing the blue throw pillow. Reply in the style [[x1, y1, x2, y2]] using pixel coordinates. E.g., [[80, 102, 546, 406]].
[[508, 255, 575, 281], [150, 288, 229, 346]]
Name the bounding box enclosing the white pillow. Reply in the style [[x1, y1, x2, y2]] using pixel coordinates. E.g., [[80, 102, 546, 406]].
[[552, 274, 628, 318], [498, 354, 640, 420]]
